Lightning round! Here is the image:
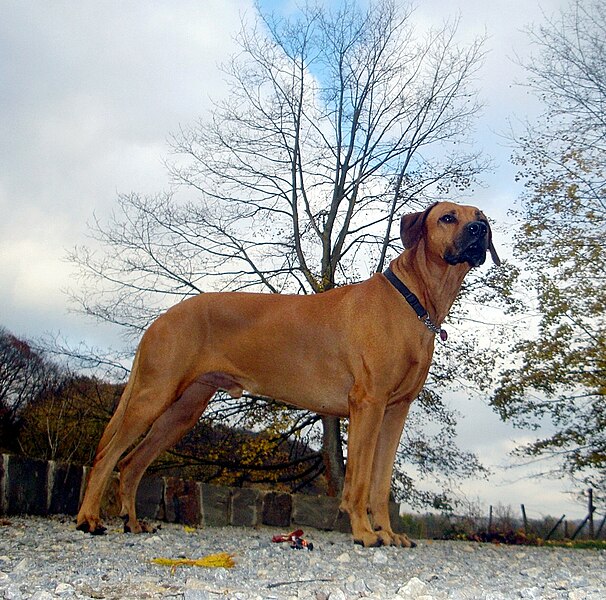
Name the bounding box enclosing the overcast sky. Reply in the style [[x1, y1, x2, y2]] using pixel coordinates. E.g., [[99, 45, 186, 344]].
[[2, 0, 586, 519]]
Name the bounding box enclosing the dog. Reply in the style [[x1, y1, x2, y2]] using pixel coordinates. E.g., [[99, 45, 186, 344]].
[[76, 201, 500, 547]]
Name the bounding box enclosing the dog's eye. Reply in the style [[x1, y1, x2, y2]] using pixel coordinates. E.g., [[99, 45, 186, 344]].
[[439, 214, 457, 224]]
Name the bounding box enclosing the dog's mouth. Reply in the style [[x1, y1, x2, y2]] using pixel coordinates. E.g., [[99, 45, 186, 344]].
[[444, 231, 488, 267]]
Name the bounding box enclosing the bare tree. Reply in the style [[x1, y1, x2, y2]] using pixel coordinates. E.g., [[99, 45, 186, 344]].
[[71, 0, 489, 499]]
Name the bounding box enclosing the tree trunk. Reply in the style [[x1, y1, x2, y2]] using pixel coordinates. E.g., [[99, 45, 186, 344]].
[[321, 415, 345, 496]]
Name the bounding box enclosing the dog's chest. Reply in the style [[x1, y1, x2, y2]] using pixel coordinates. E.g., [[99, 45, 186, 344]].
[[383, 337, 435, 403]]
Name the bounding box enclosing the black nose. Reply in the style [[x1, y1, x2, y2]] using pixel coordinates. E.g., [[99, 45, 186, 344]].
[[466, 221, 487, 238]]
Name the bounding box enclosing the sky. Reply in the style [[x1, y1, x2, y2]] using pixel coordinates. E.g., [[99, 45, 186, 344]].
[[1, 0, 588, 520]]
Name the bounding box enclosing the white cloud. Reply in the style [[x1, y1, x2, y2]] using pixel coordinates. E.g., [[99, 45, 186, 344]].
[[0, 0, 253, 342]]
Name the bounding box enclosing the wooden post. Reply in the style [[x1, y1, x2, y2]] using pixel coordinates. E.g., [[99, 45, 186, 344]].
[[571, 514, 590, 540], [488, 505, 493, 532], [521, 504, 528, 534], [545, 514, 566, 541], [588, 489, 595, 539], [573, 489, 598, 540], [596, 514, 606, 540]]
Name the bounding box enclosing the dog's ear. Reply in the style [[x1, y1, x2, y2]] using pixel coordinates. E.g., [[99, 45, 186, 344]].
[[400, 202, 438, 249], [481, 213, 501, 266], [488, 227, 501, 266]]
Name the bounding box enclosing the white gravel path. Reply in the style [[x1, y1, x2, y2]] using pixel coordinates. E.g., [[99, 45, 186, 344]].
[[0, 516, 605, 600]]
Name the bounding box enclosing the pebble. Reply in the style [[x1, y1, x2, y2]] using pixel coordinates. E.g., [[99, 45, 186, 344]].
[[397, 576, 428, 597], [0, 516, 605, 599], [371, 549, 388, 565]]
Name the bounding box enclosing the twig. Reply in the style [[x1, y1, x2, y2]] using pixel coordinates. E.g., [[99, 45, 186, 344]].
[[267, 578, 333, 589]]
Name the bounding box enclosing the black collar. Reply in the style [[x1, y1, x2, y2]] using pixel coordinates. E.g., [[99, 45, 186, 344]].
[[383, 267, 447, 342]]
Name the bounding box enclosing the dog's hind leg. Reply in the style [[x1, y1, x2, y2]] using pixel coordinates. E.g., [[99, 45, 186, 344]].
[[117, 380, 217, 533], [75, 381, 178, 534], [76, 340, 186, 534]]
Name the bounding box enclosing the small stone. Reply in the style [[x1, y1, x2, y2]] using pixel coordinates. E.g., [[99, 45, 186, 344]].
[[76, 584, 107, 599], [30, 593, 54, 600], [143, 534, 164, 545], [4, 583, 24, 600], [364, 577, 388, 596], [569, 576, 589, 588], [183, 591, 212, 600], [12, 559, 32, 574], [336, 552, 351, 563], [344, 578, 370, 594], [520, 567, 542, 578], [371, 549, 388, 564], [54, 583, 75, 596], [519, 587, 543, 600], [397, 577, 429, 598]]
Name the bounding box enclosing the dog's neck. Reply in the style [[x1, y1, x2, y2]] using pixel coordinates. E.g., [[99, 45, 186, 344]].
[[390, 242, 470, 326]]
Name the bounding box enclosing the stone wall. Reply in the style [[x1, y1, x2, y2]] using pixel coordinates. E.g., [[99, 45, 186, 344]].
[[0, 454, 404, 533]]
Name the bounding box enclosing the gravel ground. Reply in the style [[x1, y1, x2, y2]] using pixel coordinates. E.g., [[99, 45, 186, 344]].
[[0, 516, 605, 600]]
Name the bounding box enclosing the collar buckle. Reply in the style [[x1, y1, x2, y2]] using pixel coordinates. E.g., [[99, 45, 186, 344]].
[[383, 268, 448, 342]]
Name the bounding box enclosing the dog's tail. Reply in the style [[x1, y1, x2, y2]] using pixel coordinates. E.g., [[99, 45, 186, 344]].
[[117, 347, 142, 413]]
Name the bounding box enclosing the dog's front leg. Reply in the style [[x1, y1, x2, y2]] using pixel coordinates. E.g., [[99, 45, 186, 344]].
[[368, 400, 415, 547], [340, 390, 389, 547]]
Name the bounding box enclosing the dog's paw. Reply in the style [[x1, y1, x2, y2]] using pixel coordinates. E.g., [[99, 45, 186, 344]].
[[391, 532, 416, 548], [370, 524, 417, 548], [121, 514, 157, 534], [76, 520, 107, 535], [353, 530, 387, 547]]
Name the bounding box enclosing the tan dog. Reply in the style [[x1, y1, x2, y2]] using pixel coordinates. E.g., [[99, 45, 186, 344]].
[[76, 201, 500, 547]]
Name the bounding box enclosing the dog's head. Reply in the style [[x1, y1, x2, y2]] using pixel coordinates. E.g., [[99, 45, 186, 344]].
[[400, 201, 500, 267]]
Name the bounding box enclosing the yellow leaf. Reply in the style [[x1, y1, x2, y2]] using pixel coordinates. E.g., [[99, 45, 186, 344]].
[[152, 553, 236, 574]]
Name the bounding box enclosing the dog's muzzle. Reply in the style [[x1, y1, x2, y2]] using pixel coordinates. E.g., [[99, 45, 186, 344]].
[[444, 221, 489, 267]]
